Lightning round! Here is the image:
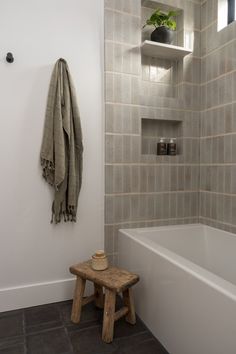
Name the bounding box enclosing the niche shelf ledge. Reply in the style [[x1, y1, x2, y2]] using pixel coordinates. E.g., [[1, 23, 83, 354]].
[[141, 40, 192, 60]]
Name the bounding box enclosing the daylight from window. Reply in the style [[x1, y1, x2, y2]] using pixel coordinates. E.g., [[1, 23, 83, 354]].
[[218, 0, 236, 31]]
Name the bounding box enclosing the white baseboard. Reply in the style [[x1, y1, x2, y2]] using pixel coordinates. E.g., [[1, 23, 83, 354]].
[[0, 278, 93, 312]]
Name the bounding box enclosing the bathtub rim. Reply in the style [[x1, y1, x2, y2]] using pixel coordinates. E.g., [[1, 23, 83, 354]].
[[118, 223, 236, 301]]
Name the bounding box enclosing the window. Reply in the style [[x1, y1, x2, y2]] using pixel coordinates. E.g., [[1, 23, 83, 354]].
[[218, 0, 236, 31], [228, 0, 235, 24]]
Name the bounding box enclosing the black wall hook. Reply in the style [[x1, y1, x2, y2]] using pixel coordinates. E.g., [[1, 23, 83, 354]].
[[6, 52, 14, 63]]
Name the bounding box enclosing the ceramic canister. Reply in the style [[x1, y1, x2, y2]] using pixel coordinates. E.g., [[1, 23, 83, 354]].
[[91, 250, 109, 271]]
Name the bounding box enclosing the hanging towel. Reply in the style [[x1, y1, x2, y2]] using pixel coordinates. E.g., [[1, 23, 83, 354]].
[[40, 58, 83, 223]]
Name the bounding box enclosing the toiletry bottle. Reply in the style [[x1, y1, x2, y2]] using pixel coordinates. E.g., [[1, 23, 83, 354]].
[[167, 138, 177, 155], [157, 137, 167, 155]]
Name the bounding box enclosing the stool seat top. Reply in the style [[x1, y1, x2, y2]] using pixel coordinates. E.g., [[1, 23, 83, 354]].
[[70, 260, 139, 292]]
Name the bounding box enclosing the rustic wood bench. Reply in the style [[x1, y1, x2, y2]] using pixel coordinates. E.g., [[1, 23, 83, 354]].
[[69, 260, 139, 343]]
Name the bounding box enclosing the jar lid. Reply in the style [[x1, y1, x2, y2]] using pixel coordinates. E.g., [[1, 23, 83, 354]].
[[92, 250, 106, 259]]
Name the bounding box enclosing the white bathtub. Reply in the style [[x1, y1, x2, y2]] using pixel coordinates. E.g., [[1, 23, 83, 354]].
[[118, 224, 236, 354]]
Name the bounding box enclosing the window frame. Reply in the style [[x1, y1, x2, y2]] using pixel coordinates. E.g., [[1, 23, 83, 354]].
[[228, 0, 235, 24]]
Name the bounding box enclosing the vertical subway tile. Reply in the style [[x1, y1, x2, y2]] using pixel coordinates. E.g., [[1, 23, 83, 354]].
[[114, 134, 123, 162], [130, 194, 140, 220], [105, 134, 114, 163], [224, 135, 232, 163], [122, 195, 131, 222], [231, 196, 236, 225], [105, 73, 114, 102], [131, 165, 140, 192], [224, 165, 232, 194], [105, 165, 114, 193], [231, 166, 236, 194], [224, 195, 232, 224], [105, 9, 114, 40], [105, 41, 114, 72], [105, 225, 114, 254], [113, 165, 123, 193], [105, 196, 114, 224], [123, 165, 131, 193]]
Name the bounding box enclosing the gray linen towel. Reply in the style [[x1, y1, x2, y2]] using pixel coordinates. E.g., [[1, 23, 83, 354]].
[[40, 58, 83, 223]]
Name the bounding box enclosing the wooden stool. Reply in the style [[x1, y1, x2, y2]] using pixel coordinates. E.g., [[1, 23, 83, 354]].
[[69, 260, 139, 343]]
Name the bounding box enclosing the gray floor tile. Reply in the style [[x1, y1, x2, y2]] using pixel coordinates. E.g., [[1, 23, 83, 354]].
[[24, 304, 62, 334], [113, 316, 148, 339], [0, 344, 25, 354], [60, 301, 102, 326], [69, 326, 118, 354], [114, 331, 154, 346], [26, 328, 72, 354], [118, 338, 169, 354], [0, 336, 25, 351], [0, 311, 24, 339]]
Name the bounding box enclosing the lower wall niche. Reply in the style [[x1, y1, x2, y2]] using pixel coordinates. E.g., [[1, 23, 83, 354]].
[[141, 118, 183, 155]]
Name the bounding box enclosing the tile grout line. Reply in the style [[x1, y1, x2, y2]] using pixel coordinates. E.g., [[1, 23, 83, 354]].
[[201, 99, 236, 112], [200, 163, 236, 166], [64, 326, 74, 354], [198, 109, 201, 221], [200, 68, 236, 86], [105, 101, 200, 113], [105, 163, 199, 166], [105, 216, 199, 227], [201, 18, 217, 32], [105, 132, 199, 138], [105, 190, 199, 196], [104, 7, 141, 19], [200, 190, 236, 197], [201, 36, 236, 59], [22, 310, 27, 354], [200, 132, 236, 139], [199, 216, 235, 229]]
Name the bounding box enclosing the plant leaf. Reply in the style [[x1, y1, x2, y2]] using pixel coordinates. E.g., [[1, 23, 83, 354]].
[[142, 8, 177, 31], [168, 10, 178, 18]]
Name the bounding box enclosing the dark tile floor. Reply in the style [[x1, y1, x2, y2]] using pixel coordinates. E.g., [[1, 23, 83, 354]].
[[0, 299, 169, 354]]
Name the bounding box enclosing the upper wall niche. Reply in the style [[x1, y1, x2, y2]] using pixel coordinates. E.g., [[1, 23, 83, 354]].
[[140, 0, 192, 98], [141, 1, 192, 61], [141, 0, 184, 47]]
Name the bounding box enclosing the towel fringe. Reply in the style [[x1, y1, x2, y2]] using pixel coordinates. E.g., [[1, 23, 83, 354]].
[[50, 205, 76, 224], [41, 158, 55, 171], [41, 158, 55, 186], [41, 158, 61, 191]]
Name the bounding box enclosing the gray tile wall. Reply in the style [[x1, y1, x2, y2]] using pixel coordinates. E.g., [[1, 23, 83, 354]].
[[200, 0, 236, 233], [104, 0, 201, 263]]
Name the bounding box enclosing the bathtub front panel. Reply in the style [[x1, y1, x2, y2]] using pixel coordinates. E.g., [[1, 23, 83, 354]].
[[118, 227, 236, 354]]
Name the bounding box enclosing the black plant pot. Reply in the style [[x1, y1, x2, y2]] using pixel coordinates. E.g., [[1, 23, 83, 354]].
[[151, 26, 174, 44]]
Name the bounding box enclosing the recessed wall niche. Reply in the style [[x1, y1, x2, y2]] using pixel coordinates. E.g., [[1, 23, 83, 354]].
[[141, 1, 184, 99], [141, 118, 183, 155], [141, 1, 184, 46]]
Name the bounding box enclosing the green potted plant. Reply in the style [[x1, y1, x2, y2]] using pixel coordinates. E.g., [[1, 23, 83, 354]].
[[143, 9, 177, 44]]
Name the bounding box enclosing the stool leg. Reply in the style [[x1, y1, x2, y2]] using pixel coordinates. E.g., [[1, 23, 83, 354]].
[[102, 289, 116, 343], [71, 276, 86, 323], [122, 288, 136, 325], [94, 284, 104, 309]]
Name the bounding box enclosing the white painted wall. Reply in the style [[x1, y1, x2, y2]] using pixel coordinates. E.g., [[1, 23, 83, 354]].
[[0, 0, 104, 311]]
